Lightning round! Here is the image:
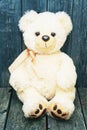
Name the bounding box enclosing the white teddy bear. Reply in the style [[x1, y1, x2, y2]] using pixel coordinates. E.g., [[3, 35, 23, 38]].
[[9, 10, 77, 120]]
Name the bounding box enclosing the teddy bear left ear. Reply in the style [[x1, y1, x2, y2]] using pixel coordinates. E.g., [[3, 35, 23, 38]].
[[18, 10, 38, 32], [56, 12, 73, 35]]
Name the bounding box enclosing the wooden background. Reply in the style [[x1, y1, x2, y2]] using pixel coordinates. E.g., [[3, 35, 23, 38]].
[[0, 0, 87, 88]]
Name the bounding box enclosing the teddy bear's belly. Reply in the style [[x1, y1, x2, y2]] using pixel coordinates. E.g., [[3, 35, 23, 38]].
[[30, 68, 57, 100], [25, 55, 59, 100], [32, 77, 57, 100]]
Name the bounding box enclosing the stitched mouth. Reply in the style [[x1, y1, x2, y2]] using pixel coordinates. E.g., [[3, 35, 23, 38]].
[[45, 43, 47, 48]]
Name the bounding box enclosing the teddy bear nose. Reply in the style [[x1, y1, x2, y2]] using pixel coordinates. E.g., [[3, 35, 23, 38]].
[[42, 35, 50, 42]]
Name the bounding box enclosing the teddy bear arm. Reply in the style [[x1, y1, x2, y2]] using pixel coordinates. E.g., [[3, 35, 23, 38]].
[[9, 49, 37, 92], [9, 64, 32, 92], [57, 54, 77, 90], [8, 49, 30, 74]]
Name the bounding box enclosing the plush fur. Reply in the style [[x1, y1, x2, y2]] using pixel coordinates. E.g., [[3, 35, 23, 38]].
[[9, 10, 77, 120]]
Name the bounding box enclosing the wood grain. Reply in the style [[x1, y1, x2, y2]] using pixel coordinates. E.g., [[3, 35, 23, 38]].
[[78, 88, 87, 128], [0, 88, 11, 130], [70, 0, 87, 87], [0, 0, 22, 87]]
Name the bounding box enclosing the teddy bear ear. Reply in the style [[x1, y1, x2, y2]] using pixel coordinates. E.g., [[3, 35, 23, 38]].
[[56, 12, 73, 35], [18, 10, 38, 32]]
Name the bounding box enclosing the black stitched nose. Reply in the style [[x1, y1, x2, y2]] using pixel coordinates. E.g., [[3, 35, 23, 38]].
[[42, 35, 50, 42]]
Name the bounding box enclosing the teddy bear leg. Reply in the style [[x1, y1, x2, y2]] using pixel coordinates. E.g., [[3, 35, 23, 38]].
[[9, 64, 48, 118], [18, 87, 48, 118], [47, 89, 75, 120]]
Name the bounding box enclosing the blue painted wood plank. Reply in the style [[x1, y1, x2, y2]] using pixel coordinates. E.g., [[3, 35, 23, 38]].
[[0, 0, 22, 87], [0, 88, 11, 130], [71, 0, 87, 87], [22, 0, 47, 14], [78, 88, 87, 128]]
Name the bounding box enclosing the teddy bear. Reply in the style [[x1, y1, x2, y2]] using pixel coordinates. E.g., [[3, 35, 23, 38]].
[[8, 10, 77, 120]]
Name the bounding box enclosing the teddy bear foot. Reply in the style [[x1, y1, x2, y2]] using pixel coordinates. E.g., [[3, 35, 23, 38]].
[[47, 102, 74, 120], [50, 105, 69, 120], [22, 99, 47, 118], [29, 104, 47, 118]]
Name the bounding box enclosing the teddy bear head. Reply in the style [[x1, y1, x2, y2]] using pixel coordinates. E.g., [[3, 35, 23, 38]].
[[19, 10, 72, 54]]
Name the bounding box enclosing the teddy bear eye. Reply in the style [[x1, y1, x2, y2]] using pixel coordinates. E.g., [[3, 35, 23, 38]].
[[51, 32, 56, 37], [35, 32, 40, 36]]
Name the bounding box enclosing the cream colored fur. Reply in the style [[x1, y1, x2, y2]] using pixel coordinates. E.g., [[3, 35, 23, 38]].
[[9, 10, 77, 120]]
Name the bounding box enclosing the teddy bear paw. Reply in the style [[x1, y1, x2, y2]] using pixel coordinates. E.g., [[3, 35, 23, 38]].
[[22, 102, 47, 118], [51, 104, 69, 120], [47, 102, 73, 120], [29, 104, 46, 118]]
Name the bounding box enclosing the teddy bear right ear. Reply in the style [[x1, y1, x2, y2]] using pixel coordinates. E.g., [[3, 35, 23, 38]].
[[56, 12, 73, 35], [18, 10, 38, 32]]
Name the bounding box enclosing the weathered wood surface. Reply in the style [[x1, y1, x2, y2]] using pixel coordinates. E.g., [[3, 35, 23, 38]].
[[0, 88, 11, 130], [78, 88, 87, 128], [0, 0, 87, 88], [5, 91, 46, 130], [0, 87, 87, 130]]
